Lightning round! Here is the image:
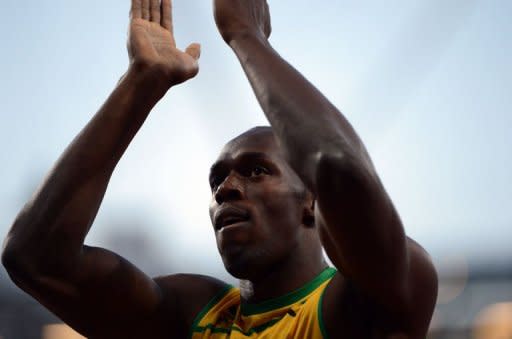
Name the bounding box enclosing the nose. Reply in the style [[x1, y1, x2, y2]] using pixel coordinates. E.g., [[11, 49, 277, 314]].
[[214, 172, 243, 204]]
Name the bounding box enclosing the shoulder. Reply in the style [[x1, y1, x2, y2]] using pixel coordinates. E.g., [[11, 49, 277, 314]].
[[154, 272, 231, 296], [403, 238, 438, 335], [322, 239, 438, 338], [321, 272, 377, 338], [152, 273, 232, 338]]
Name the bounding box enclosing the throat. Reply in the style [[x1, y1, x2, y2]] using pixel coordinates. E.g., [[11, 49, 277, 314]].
[[238, 262, 329, 305], [239, 279, 254, 301]]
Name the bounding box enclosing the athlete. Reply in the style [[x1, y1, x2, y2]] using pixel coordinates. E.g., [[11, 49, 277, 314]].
[[2, 0, 438, 338]]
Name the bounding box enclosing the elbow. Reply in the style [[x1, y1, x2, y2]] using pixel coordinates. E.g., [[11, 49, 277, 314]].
[[2, 234, 29, 279], [2, 223, 44, 285], [2, 232, 17, 270], [314, 150, 375, 191], [2, 233, 79, 296], [2, 209, 35, 276], [1, 244, 14, 272], [2, 241, 26, 284], [2, 243, 44, 295], [2, 238, 51, 293]]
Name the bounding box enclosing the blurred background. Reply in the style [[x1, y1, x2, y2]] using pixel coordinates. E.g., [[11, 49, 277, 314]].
[[0, 0, 511, 338]]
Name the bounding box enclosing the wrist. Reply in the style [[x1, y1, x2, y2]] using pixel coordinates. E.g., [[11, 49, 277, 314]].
[[121, 61, 172, 98], [228, 31, 270, 51]]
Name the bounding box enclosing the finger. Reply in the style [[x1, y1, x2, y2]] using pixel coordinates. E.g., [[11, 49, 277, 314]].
[[161, 0, 173, 33], [142, 0, 150, 20], [185, 43, 201, 60], [265, 2, 272, 38], [150, 0, 160, 23], [130, 0, 142, 20]]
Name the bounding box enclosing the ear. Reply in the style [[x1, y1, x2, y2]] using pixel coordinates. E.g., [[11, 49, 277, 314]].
[[301, 192, 316, 228]]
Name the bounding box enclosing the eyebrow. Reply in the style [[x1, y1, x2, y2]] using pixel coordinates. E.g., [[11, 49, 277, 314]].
[[209, 152, 274, 177]]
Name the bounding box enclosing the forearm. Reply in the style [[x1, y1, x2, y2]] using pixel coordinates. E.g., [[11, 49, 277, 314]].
[[229, 34, 372, 191], [3, 65, 169, 271], [229, 33, 411, 303]]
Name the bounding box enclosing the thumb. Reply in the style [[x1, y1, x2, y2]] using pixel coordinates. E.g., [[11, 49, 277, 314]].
[[185, 43, 201, 60]]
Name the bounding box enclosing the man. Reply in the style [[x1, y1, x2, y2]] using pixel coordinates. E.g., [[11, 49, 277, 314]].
[[2, 0, 438, 338]]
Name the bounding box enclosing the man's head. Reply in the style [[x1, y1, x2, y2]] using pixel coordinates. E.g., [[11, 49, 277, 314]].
[[208, 127, 320, 280]]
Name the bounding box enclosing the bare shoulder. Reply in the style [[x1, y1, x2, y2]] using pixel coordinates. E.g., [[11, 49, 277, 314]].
[[152, 273, 232, 336], [322, 238, 438, 338], [321, 272, 377, 338], [404, 237, 438, 334]]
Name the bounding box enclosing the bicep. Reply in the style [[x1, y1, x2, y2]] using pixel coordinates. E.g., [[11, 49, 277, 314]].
[[314, 154, 438, 330], [314, 153, 409, 310], [19, 246, 167, 338], [321, 241, 438, 337]]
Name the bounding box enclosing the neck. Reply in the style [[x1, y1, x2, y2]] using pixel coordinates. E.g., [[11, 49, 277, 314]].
[[239, 244, 327, 304]]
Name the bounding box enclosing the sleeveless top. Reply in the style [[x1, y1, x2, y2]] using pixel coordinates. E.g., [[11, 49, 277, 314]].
[[190, 267, 336, 339]]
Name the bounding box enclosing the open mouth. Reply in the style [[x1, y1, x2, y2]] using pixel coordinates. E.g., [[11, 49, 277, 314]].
[[214, 207, 250, 231], [219, 216, 249, 229]]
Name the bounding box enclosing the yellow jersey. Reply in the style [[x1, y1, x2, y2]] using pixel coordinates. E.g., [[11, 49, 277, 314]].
[[190, 267, 336, 339]]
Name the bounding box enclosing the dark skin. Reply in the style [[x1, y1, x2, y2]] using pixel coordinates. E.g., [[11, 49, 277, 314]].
[[213, 1, 438, 337], [2, 1, 437, 339], [209, 127, 328, 303]]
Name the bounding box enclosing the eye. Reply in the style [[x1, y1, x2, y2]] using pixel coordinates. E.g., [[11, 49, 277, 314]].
[[250, 165, 269, 177], [210, 175, 224, 191]]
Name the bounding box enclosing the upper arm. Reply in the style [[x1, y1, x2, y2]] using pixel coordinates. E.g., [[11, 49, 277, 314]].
[[10, 245, 170, 338], [1, 164, 173, 336], [7, 243, 230, 339], [322, 241, 438, 338], [154, 274, 232, 337], [314, 152, 437, 331]]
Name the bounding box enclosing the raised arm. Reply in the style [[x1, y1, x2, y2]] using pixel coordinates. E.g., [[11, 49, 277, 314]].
[[213, 1, 437, 337], [1, 1, 201, 337]]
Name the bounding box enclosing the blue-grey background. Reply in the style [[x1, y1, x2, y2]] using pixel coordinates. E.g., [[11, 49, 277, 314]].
[[0, 1, 511, 338]]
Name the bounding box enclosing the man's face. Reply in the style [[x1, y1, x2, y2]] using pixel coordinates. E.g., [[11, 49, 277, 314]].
[[208, 130, 308, 279]]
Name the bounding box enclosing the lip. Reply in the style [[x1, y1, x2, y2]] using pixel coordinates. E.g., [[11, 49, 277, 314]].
[[213, 205, 250, 231], [217, 220, 250, 233], [216, 220, 251, 252]]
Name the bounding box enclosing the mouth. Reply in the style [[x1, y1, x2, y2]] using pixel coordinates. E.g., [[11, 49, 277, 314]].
[[214, 206, 250, 231]]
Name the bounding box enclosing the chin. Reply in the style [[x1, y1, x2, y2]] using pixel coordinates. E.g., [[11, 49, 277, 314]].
[[222, 255, 251, 279], [224, 266, 250, 280], [221, 250, 265, 280]]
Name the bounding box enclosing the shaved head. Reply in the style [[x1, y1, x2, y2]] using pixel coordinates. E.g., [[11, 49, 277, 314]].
[[229, 126, 275, 145], [210, 125, 320, 279], [220, 125, 311, 204]]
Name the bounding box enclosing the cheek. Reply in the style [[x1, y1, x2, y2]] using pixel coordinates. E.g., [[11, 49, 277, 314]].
[[208, 199, 217, 222], [259, 192, 302, 231]]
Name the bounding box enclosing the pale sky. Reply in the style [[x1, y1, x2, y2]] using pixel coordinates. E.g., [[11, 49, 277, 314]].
[[0, 0, 511, 282]]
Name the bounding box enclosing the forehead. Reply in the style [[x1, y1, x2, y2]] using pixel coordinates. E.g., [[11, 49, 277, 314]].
[[210, 130, 306, 192], [217, 130, 282, 161]]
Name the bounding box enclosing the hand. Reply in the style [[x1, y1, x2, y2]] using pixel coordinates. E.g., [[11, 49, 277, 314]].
[[128, 0, 200, 86], [213, 0, 271, 44]]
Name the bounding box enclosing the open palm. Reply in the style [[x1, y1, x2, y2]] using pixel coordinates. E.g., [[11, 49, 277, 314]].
[[128, 0, 200, 85]]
